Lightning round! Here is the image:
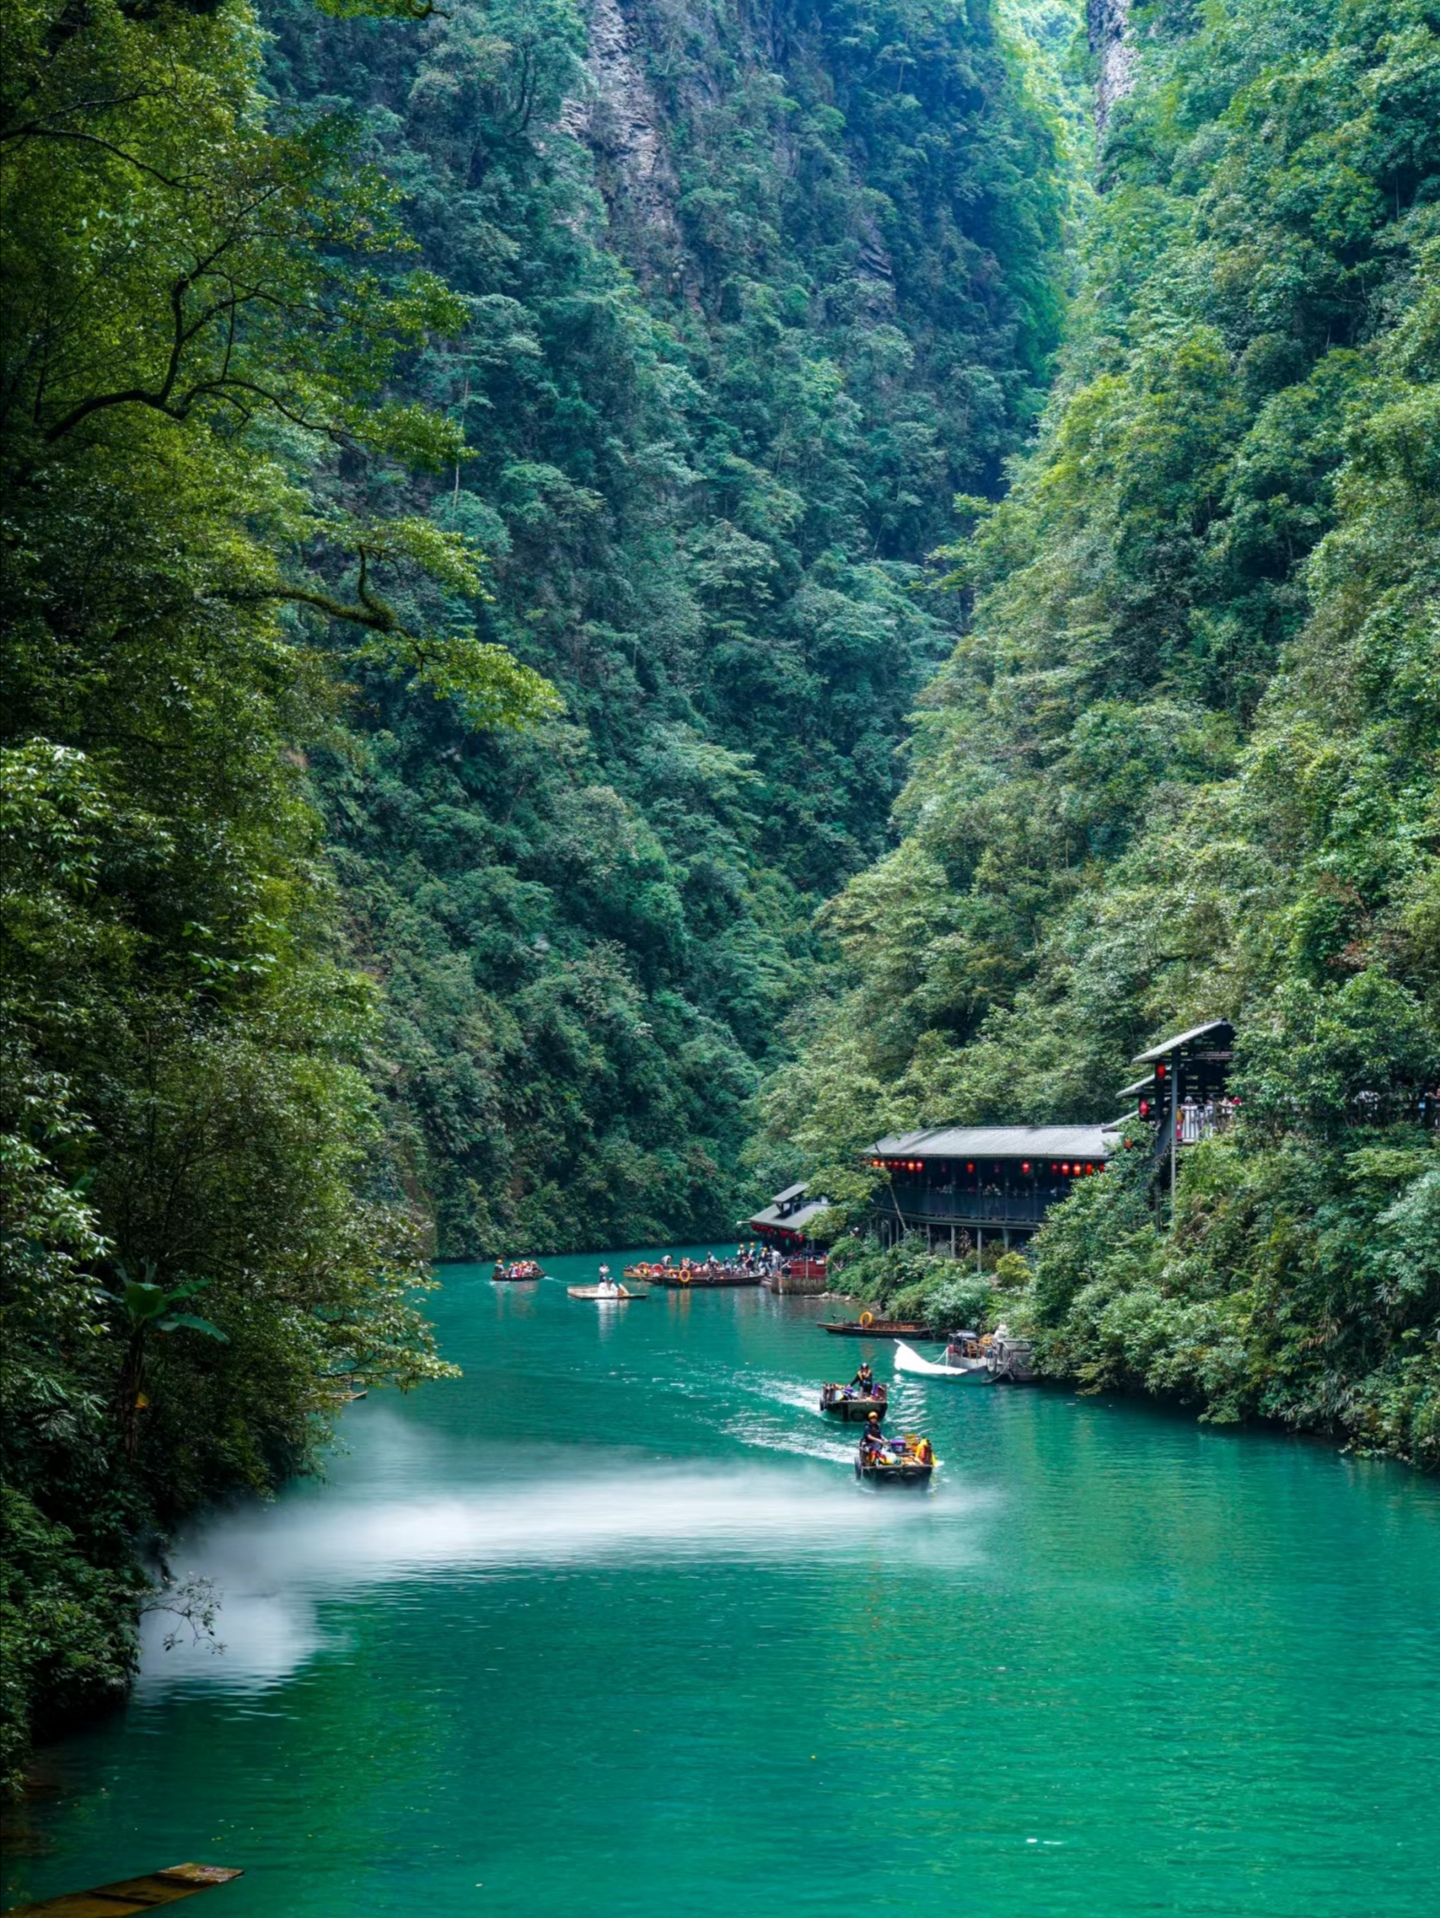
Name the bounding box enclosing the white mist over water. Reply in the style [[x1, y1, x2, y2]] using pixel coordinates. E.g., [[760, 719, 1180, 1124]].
[[139, 1424, 989, 1693]]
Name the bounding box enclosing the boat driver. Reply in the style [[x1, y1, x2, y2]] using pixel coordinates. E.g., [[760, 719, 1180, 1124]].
[[851, 1362, 876, 1397], [860, 1409, 885, 1456]]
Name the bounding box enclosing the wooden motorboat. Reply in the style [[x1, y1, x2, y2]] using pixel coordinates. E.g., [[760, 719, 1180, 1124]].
[[894, 1339, 990, 1381], [820, 1383, 889, 1422], [567, 1284, 647, 1300], [855, 1438, 936, 1484], [820, 1318, 925, 1337], [492, 1260, 545, 1282], [6, 1862, 243, 1915]]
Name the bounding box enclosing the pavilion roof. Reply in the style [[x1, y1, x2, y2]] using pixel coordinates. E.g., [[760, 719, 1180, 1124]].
[[1132, 1019, 1233, 1064], [747, 1195, 830, 1233], [871, 1124, 1118, 1162]]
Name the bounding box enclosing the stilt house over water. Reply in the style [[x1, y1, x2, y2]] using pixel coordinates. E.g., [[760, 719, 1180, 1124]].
[[865, 1125, 1121, 1256], [747, 1180, 830, 1251], [748, 1020, 1240, 1264], [745, 1182, 832, 1290]]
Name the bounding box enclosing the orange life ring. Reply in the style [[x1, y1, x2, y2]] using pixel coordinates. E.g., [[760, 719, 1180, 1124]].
[[859, 1310, 874, 1327]]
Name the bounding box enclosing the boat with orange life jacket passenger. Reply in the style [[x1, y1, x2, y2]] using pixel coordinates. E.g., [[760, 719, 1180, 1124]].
[[636, 1256, 762, 1288], [855, 1429, 936, 1484], [492, 1259, 545, 1282]]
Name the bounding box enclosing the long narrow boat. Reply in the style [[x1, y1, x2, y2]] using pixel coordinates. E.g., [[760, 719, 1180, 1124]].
[[820, 1383, 889, 1422], [566, 1284, 648, 1300], [819, 1318, 925, 1337], [6, 1862, 243, 1916], [491, 1261, 545, 1282], [894, 1339, 990, 1381], [642, 1270, 762, 1289]]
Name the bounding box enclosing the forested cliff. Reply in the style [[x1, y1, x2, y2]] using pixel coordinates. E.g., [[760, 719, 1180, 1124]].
[[0, 0, 1072, 1786], [264, 0, 1071, 1254], [1, 0, 1436, 1800], [766, 0, 1440, 1466]]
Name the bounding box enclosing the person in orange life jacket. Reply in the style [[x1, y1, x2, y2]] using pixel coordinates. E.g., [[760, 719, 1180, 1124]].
[[851, 1362, 876, 1397]]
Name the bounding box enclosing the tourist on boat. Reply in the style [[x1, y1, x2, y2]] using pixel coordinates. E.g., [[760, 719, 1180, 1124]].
[[909, 1436, 934, 1466], [597, 1264, 618, 1298]]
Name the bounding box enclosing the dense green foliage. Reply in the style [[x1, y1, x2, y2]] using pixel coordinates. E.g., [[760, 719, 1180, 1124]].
[[262, 0, 1071, 1252], [0, 0, 556, 1788], [1, 0, 1071, 1786], [7, 0, 1434, 1814], [768, 0, 1440, 1465]]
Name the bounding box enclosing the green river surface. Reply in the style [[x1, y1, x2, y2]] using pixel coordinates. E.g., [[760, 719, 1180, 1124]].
[[5, 1248, 1439, 1917]]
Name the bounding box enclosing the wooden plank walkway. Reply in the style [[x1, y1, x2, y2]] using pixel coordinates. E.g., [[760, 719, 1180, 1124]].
[[4, 1862, 241, 1916]]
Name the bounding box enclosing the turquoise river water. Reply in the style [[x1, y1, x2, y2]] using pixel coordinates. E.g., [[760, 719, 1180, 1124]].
[[4, 1248, 1439, 1917]]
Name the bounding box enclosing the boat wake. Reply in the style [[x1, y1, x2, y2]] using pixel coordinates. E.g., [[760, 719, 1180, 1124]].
[[138, 1457, 987, 1693]]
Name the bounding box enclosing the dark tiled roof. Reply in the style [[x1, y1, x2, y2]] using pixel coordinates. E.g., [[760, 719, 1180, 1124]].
[[747, 1196, 830, 1233], [871, 1124, 1118, 1161], [1133, 1019, 1233, 1063]]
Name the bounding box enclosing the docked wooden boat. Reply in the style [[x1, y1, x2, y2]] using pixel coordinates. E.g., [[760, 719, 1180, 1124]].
[[646, 1268, 762, 1288], [6, 1862, 243, 1915], [855, 1438, 935, 1485], [820, 1318, 925, 1337], [820, 1383, 889, 1422], [567, 1284, 647, 1301], [894, 1339, 990, 1381]]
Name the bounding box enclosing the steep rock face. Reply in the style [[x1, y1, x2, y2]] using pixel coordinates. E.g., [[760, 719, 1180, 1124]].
[[260, 0, 1070, 1255], [1087, 0, 1135, 136], [563, 0, 681, 263]]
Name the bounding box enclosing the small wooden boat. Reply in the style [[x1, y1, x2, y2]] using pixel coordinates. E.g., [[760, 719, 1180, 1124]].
[[820, 1318, 925, 1337], [6, 1861, 243, 1915], [567, 1284, 647, 1301], [894, 1339, 990, 1381], [820, 1383, 889, 1422], [855, 1440, 936, 1485], [492, 1260, 545, 1282]]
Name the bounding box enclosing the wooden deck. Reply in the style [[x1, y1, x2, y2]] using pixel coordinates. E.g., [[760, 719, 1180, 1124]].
[[5, 1863, 242, 1917]]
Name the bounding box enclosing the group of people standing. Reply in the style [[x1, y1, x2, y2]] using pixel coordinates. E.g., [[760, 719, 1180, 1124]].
[[1177, 1095, 1241, 1143]]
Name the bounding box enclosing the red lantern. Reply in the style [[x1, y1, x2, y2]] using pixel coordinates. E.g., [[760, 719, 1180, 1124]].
[[1021, 1162, 1031, 1174]]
